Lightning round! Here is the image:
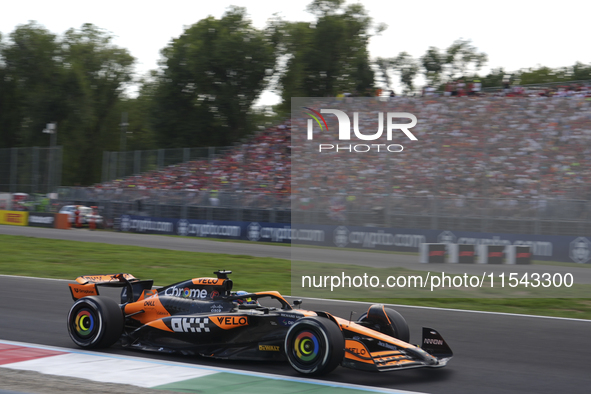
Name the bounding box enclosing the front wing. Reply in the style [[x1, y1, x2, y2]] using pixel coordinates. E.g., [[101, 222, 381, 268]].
[[341, 327, 453, 372]]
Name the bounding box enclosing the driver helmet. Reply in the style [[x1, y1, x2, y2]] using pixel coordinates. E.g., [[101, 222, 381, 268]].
[[236, 290, 256, 304]]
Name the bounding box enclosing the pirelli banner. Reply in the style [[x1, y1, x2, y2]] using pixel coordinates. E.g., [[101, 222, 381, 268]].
[[0, 210, 29, 226]]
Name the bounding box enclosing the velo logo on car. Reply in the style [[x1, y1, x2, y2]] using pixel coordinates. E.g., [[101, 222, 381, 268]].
[[211, 316, 248, 330], [303, 107, 418, 153]]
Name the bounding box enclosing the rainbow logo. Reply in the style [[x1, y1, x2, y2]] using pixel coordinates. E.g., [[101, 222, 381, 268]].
[[294, 331, 320, 362], [74, 310, 94, 336], [303, 107, 328, 132]]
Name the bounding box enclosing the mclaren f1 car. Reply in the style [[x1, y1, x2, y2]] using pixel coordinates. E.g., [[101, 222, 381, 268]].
[[67, 271, 453, 375]]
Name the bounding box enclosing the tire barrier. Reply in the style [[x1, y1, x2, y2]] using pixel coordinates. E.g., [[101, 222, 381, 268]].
[[478, 245, 505, 264], [419, 243, 446, 263], [506, 245, 532, 265], [448, 244, 476, 264], [421, 244, 528, 264]]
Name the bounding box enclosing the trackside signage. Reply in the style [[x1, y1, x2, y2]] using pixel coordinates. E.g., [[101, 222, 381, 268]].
[[0, 210, 28, 226], [120, 215, 243, 238], [28, 212, 55, 228], [118, 214, 588, 263]]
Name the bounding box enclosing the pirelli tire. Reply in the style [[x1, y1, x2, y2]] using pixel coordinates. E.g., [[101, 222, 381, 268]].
[[284, 317, 345, 376], [358, 307, 410, 343], [67, 296, 124, 349]]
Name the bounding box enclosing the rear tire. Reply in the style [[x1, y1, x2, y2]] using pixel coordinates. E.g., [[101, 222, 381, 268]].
[[284, 317, 344, 375], [358, 307, 410, 343], [67, 296, 123, 349]]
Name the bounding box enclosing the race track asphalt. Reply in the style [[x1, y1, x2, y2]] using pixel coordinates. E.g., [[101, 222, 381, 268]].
[[1, 226, 590, 393]]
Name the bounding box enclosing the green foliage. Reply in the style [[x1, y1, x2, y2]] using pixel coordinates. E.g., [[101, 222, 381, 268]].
[[117, 83, 158, 151], [0, 22, 134, 186], [148, 6, 276, 148], [420, 39, 487, 86], [443, 39, 487, 80], [1, 22, 65, 148], [420, 47, 444, 86], [381, 39, 488, 93], [392, 52, 420, 94], [59, 24, 135, 185], [517, 63, 591, 85], [480, 63, 591, 89], [275, 1, 378, 112], [480, 67, 509, 88]]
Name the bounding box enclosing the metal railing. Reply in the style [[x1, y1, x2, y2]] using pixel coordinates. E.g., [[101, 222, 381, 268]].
[[101, 146, 234, 182], [0, 146, 62, 194]]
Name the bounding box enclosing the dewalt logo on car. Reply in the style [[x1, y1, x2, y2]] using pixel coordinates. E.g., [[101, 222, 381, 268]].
[[259, 345, 280, 352]]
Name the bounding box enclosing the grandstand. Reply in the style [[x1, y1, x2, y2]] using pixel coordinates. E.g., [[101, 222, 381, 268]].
[[57, 94, 591, 236]]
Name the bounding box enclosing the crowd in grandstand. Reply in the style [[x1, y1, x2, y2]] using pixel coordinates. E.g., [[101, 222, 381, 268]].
[[93, 91, 591, 215], [428, 79, 591, 98]]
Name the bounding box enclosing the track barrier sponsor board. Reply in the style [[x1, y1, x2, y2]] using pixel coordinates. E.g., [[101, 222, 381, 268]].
[[116, 215, 591, 264], [0, 210, 28, 226], [27, 212, 55, 228]]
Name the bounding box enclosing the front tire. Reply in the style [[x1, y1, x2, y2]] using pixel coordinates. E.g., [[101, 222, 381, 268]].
[[67, 296, 123, 349], [284, 317, 344, 375], [358, 307, 410, 343]]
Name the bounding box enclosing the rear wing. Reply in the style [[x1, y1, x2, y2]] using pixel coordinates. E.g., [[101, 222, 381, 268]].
[[75, 273, 137, 284], [68, 273, 153, 303]]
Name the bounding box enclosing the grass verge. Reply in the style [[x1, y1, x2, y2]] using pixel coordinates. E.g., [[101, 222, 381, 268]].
[[0, 234, 589, 320]]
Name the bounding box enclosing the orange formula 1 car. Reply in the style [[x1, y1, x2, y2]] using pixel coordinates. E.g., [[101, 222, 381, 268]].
[[67, 271, 453, 375]]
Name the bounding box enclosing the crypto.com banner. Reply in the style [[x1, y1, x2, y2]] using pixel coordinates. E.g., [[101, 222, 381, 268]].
[[290, 97, 588, 299]]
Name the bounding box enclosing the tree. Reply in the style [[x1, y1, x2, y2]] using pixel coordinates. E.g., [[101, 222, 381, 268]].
[[149, 6, 276, 148], [59, 24, 135, 185], [571, 62, 591, 81], [443, 39, 487, 81], [517, 64, 591, 86], [481, 67, 511, 88], [117, 76, 158, 151], [0, 22, 134, 186], [419, 39, 487, 87], [1, 22, 65, 148], [420, 47, 444, 86], [0, 32, 23, 149], [391, 52, 420, 94], [275, 0, 380, 111], [375, 53, 419, 95]]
